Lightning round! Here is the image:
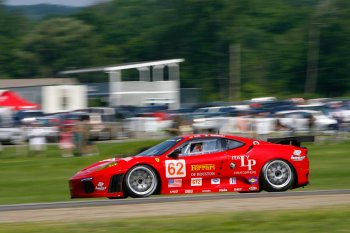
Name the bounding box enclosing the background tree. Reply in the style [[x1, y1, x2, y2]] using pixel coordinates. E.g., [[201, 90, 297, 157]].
[[0, 3, 28, 78], [0, 0, 349, 99], [15, 17, 96, 77]]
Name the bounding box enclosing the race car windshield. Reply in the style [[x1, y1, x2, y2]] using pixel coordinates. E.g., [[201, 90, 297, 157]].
[[137, 137, 184, 156]]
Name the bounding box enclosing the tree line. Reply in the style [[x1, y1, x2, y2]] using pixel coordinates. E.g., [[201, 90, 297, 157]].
[[0, 0, 349, 101]]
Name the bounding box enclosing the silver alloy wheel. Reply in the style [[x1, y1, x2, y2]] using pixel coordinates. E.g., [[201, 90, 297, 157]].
[[264, 160, 292, 189], [126, 165, 157, 197]]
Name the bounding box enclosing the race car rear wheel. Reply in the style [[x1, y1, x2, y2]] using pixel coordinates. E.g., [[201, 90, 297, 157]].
[[124, 165, 158, 198], [261, 159, 294, 192]]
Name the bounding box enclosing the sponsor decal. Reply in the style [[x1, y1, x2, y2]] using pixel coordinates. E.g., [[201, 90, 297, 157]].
[[219, 188, 228, 192], [249, 187, 258, 191], [191, 172, 215, 176], [202, 189, 212, 193], [234, 188, 243, 192], [291, 150, 305, 161], [168, 179, 182, 188], [165, 160, 186, 178], [229, 177, 237, 185], [155, 158, 160, 163], [248, 177, 258, 184], [291, 150, 306, 161], [96, 182, 106, 191], [191, 164, 215, 171], [233, 170, 257, 175], [191, 178, 202, 186], [211, 178, 220, 185], [169, 190, 179, 194], [185, 189, 193, 194], [231, 156, 256, 171], [291, 155, 306, 161], [293, 150, 302, 156]]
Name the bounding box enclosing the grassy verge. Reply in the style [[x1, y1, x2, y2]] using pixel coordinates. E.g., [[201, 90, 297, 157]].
[[0, 139, 163, 204], [303, 140, 350, 190], [0, 139, 349, 204], [0, 205, 350, 233]]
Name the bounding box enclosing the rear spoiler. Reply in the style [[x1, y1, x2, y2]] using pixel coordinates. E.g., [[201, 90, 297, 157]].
[[267, 136, 315, 147]]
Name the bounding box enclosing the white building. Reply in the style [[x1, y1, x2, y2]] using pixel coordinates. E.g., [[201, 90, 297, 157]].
[[60, 59, 185, 109], [0, 78, 86, 113]]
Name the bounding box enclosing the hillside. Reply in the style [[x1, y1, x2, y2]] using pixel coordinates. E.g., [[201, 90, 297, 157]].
[[5, 4, 81, 20]]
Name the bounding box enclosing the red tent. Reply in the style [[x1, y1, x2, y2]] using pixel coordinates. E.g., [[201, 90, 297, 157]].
[[0, 90, 39, 111]]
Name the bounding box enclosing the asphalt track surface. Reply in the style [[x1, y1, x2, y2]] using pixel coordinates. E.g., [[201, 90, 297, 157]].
[[1, 189, 350, 223], [1, 189, 350, 212]]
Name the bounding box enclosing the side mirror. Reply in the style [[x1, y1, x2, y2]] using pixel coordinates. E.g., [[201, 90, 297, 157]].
[[168, 149, 181, 159]]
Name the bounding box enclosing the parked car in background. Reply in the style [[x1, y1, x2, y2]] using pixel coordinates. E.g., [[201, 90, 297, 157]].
[[340, 101, 350, 125], [191, 106, 242, 133], [248, 100, 296, 114], [69, 110, 122, 140], [193, 106, 239, 117], [0, 127, 23, 144], [296, 103, 332, 116], [13, 110, 44, 126], [31, 115, 61, 142], [0, 107, 24, 144], [275, 110, 338, 132]]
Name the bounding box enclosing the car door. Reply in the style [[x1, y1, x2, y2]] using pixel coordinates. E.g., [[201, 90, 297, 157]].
[[220, 138, 256, 179], [164, 137, 226, 191]]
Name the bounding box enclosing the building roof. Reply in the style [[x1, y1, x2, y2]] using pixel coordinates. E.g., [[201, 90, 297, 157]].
[[0, 78, 78, 88], [59, 58, 185, 75]]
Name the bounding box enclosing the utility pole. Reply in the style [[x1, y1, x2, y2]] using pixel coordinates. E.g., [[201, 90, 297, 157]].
[[304, 0, 331, 95], [229, 44, 241, 101], [305, 23, 320, 94]]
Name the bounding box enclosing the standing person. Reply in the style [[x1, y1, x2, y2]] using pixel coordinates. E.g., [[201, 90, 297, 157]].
[[166, 115, 183, 136], [80, 114, 90, 156], [74, 114, 97, 156], [307, 113, 316, 134], [235, 112, 249, 136], [81, 114, 98, 156], [72, 122, 84, 156], [28, 122, 47, 156], [59, 125, 74, 157], [255, 112, 270, 141]]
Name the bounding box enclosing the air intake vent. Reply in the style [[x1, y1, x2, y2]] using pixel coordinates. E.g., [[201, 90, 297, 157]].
[[83, 181, 95, 193], [108, 174, 124, 193]]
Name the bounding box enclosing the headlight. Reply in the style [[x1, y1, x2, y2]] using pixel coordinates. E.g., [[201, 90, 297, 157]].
[[97, 161, 118, 171]]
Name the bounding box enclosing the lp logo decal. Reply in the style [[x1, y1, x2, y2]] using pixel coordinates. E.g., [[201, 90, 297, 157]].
[[232, 156, 256, 170]]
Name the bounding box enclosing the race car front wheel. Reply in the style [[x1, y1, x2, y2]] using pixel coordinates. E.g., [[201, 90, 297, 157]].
[[261, 159, 294, 192], [124, 165, 158, 198]]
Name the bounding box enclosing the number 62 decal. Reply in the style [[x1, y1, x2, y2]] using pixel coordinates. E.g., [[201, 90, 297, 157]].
[[165, 160, 186, 178]]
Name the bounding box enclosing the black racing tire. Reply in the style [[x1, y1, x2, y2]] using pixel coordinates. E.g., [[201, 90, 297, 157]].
[[124, 165, 158, 198], [261, 159, 295, 192]]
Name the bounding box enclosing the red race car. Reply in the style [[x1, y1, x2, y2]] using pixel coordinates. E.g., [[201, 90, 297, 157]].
[[69, 134, 313, 199]]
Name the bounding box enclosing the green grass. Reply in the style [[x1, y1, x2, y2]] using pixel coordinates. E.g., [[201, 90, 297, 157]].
[[0, 139, 163, 204], [304, 140, 350, 190], [0, 206, 350, 233], [0, 139, 349, 204]]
